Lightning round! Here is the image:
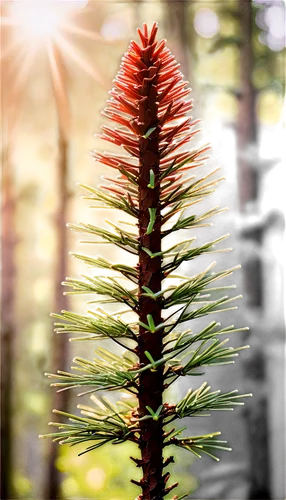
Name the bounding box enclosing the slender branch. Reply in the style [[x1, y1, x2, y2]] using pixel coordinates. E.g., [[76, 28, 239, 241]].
[[107, 336, 136, 353]]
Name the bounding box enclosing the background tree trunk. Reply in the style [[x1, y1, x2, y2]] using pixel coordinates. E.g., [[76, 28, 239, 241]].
[[1, 15, 19, 498], [190, 0, 285, 500], [44, 43, 70, 500], [165, 0, 200, 114], [133, 0, 142, 27], [237, 0, 257, 210]]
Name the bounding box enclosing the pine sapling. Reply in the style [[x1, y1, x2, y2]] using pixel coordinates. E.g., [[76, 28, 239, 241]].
[[41, 23, 251, 500]]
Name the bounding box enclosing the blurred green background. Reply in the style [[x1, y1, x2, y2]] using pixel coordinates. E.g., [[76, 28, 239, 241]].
[[1, 1, 285, 499]]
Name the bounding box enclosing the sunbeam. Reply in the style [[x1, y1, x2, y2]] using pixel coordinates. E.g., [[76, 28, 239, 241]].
[[54, 32, 104, 85], [7, 45, 37, 118], [46, 39, 70, 137], [1, 0, 103, 128], [64, 22, 112, 44]]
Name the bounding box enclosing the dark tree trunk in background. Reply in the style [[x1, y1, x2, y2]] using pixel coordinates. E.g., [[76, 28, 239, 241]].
[[193, 137, 286, 500], [237, 0, 257, 210], [165, 0, 189, 79], [190, 0, 286, 500], [44, 43, 70, 500], [133, 0, 142, 27], [1, 15, 18, 498], [165, 0, 200, 114]]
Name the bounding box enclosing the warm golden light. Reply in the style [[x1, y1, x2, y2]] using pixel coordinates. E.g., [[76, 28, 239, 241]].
[[6, 0, 89, 42], [9, 1, 70, 41], [2, 0, 102, 110]]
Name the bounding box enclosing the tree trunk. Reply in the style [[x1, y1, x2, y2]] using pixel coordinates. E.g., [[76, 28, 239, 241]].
[[165, 0, 189, 80], [44, 43, 70, 500], [133, 0, 142, 27], [165, 0, 200, 116], [1, 14, 18, 498], [237, 0, 257, 210]]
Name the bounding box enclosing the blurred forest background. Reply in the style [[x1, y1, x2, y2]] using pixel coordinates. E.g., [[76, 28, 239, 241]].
[[1, 0, 285, 499]]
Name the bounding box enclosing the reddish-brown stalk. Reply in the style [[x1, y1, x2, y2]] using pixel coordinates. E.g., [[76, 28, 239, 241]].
[[93, 23, 207, 500]]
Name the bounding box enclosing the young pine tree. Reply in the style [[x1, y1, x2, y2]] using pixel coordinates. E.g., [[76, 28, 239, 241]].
[[41, 23, 251, 500]]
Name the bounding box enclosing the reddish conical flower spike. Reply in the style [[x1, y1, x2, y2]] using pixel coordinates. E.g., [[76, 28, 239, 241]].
[[95, 22, 209, 181]]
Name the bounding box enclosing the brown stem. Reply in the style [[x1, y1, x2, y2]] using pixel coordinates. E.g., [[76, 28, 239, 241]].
[[137, 59, 165, 500]]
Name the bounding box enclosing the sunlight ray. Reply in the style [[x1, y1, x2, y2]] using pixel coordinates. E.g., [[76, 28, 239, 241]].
[[64, 22, 112, 44], [1, 16, 20, 26], [46, 40, 70, 137], [54, 32, 104, 85], [9, 45, 38, 102], [1, 39, 23, 61], [1, 2, 106, 92]]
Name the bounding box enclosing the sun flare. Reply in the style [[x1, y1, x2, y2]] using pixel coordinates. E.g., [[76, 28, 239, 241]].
[[2, 0, 103, 112], [9, 1, 65, 40]]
